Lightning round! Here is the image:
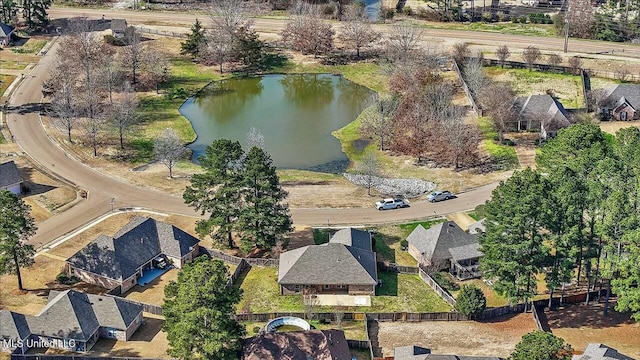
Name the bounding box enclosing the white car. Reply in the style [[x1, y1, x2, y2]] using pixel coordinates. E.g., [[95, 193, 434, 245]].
[[375, 198, 409, 210], [427, 191, 454, 203]]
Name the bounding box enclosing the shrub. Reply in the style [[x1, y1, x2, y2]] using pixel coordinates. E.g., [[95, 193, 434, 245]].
[[511, 16, 519, 23], [381, 7, 395, 19], [432, 272, 459, 292], [252, 326, 261, 334], [403, 6, 414, 15], [501, 139, 515, 146], [454, 284, 487, 317], [400, 239, 408, 250], [56, 272, 80, 285], [321, 3, 335, 17], [474, 204, 486, 219], [511, 331, 573, 360], [518, 15, 527, 24], [104, 34, 126, 46]]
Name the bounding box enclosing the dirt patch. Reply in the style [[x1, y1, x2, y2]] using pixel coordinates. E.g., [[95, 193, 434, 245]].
[[546, 301, 640, 358], [445, 212, 477, 230], [377, 312, 537, 358], [287, 227, 315, 250], [123, 269, 178, 306], [599, 120, 640, 135]]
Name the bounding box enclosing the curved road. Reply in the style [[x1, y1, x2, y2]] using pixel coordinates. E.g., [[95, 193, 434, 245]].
[[15, 6, 611, 246]]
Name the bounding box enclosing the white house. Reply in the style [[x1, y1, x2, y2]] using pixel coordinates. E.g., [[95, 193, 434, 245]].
[[0, 161, 22, 195]]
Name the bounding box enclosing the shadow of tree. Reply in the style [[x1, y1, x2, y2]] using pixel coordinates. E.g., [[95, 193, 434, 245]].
[[376, 271, 398, 296], [545, 301, 634, 330], [19, 167, 57, 196]]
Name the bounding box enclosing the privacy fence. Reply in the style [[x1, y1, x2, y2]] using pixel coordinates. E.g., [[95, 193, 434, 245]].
[[452, 59, 483, 117]]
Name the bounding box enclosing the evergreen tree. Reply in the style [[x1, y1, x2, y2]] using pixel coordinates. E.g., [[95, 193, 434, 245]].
[[610, 229, 640, 321], [239, 147, 292, 252], [184, 139, 244, 249], [511, 331, 573, 360], [0, 0, 17, 25], [163, 257, 245, 360], [0, 190, 37, 291], [21, 0, 50, 30], [479, 168, 550, 307], [454, 285, 487, 317], [180, 19, 206, 59]]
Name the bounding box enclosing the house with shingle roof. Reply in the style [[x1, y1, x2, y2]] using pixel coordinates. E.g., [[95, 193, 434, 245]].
[[278, 227, 377, 301], [597, 84, 640, 121], [513, 94, 571, 139], [0, 290, 143, 354], [111, 19, 128, 38], [0, 161, 22, 195], [66, 216, 200, 293], [0, 22, 14, 46], [394, 345, 503, 360], [241, 329, 351, 360], [571, 343, 635, 360], [407, 221, 483, 280]]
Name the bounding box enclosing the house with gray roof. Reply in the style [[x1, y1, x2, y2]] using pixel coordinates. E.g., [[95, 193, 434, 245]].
[[278, 227, 377, 301], [0, 22, 14, 46], [513, 94, 571, 139], [394, 345, 503, 360], [67, 216, 200, 293], [407, 221, 483, 280], [0, 290, 143, 354], [0, 161, 22, 195], [571, 343, 635, 360], [241, 329, 351, 360], [111, 19, 128, 38], [597, 84, 640, 121]]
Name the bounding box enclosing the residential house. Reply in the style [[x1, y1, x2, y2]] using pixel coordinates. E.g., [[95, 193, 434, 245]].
[[597, 84, 640, 121], [513, 94, 571, 139], [407, 221, 483, 280], [1, 290, 143, 354], [241, 329, 350, 360], [0, 161, 23, 195], [394, 345, 503, 360], [571, 343, 635, 360], [111, 19, 128, 38], [0, 22, 14, 46], [67, 216, 200, 293], [278, 228, 377, 302]]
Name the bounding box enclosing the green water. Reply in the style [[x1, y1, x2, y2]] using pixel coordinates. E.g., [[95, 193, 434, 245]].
[[179, 74, 374, 170]]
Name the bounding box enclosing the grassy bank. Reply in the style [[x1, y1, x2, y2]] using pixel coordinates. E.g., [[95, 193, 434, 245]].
[[423, 21, 557, 37], [478, 117, 519, 169], [276, 61, 388, 94]]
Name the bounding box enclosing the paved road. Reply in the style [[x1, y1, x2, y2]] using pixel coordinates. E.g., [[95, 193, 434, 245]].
[[49, 7, 640, 56]]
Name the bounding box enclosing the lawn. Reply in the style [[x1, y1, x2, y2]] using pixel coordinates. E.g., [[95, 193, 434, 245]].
[[0, 59, 28, 70], [373, 272, 451, 312], [11, 39, 47, 54], [422, 21, 557, 38], [236, 266, 304, 313], [277, 61, 388, 94], [0, 74, 17, 96], [447, 276, 510, 308], [478, 117, 519, 169]]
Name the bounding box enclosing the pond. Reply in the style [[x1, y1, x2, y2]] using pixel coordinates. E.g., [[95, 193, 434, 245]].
[[179, 74, 374, 170]]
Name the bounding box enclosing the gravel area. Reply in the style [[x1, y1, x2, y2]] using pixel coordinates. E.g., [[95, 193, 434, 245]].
[[343, 173, 436, 198]]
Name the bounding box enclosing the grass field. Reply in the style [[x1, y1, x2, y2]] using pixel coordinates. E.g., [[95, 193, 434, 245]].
[[11, 39, 47, 54], [0, 74, 17, 96], [422, 21, 557, 37], [478, 117, 519, 169]]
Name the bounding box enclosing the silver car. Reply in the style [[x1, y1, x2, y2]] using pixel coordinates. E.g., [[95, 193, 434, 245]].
[[427, 191, 453, 203], [375, 198, 409, 210]]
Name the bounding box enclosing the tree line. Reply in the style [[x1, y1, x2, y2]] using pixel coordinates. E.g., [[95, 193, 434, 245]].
[[45, 20, 169, 156], [479, 123, 640, 321], [0, 0, 50, 30]]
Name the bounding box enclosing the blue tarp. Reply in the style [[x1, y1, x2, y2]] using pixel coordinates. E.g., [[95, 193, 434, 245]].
[[138, 266, 172, 286]]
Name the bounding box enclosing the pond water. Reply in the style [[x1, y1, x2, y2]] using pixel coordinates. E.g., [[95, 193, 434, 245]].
[[179, 74, 374, 170]]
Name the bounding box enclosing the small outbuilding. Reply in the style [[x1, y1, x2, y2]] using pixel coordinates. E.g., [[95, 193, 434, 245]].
[[111, 19, 128, 38]]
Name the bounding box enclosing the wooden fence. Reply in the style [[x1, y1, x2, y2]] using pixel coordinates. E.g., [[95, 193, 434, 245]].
[[126, 299, 164, 316], [227, 259, 250, 288], [418, 268, 457, 307], [377, 262, 419, 274], [201, 246, 279, 267], [452, 58, 483, 117], [134, 26, 187, 38], [532, 304, 544, 331]]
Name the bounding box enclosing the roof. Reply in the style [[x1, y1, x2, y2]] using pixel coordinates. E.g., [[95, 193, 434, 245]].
[[111, 19, 128, 31], [67, 217, 200, 281], [329, 228, 372, 250], [278, 240, 377, 286], [0, 22, 14, 37], [0, 290, 142, 344], [407, 221, 482, 264], [571, 343, 635, 360], [448, 243, 483, 261], [394, 346, 502, 360], [241, 329, 351, 360], [514, 94, 570, 131], [0, 161, 22, 188], [600, 84, 640, 111], [467, 219, 486, 235]]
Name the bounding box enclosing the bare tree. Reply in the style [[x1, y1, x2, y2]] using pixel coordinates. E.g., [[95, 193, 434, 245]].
[[99, 59, 124, 105], [566, 0, 595, 39], [144, 47, 170, 93], [615, 68, 631, 82], [202, 27, 235, 73], [154, 128, 187, 178], [522, 46, 541, 71], [463, 57, 486, 96], [333, 306, 345, 327], [60, 19, 107, 91], [547, 53, 563, 72], [280, 13, 334, 57], [121, 28, 146, 84], [246, 126, 265, 150], [356, 150, 382, 196], [303, 292, 320, 320], [440, 107, 480, 170], [386, 24, 423, 63], [109, 83, 139, 150], [496, 45, 510, 68], [359, 96, 398, 151], [451, 42, 470, 65], [480, 82, 518, 142], [81, 104, 104, 157], [48, 59, 78, 143], [568, 56, 583, 75], [338, 9, 381, 58]]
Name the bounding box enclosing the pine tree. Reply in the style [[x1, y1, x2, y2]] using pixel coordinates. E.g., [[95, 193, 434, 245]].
[[511, 331, 573, 360], [0, 0, 17, 25], [0, 190, 37, 291], [21, 0, 50, 30], [180, 19, 206, 59], [239, 147, 292, 252], [163, 257, 245, 360]]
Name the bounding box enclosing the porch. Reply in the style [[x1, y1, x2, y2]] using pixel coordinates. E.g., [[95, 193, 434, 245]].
[[450, 259, 482, 281], [304, 294, 372, 306]]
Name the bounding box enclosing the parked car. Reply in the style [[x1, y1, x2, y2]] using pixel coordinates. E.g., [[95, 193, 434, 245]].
[[427, 190, 454, 203], [375, 198, 410, 210]]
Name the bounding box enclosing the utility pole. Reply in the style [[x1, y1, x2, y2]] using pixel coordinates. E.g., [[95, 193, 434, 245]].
[[564, 19, 569, 53]]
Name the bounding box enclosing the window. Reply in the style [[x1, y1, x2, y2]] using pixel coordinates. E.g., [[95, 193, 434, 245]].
[[106, 329, 117, 338], [294, 285, 300, 291], [324, 285, 331, 289], [337, 284, 346, 289], [621, 111, 628, 120]]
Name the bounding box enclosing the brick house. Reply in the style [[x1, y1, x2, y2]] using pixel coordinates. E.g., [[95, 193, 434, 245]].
[[1, 290, 143, 354], [278, 228, 377, 298], [597, 84, 640, 121], [513, 94, 571, 139], [66, 216, 200, 293]]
